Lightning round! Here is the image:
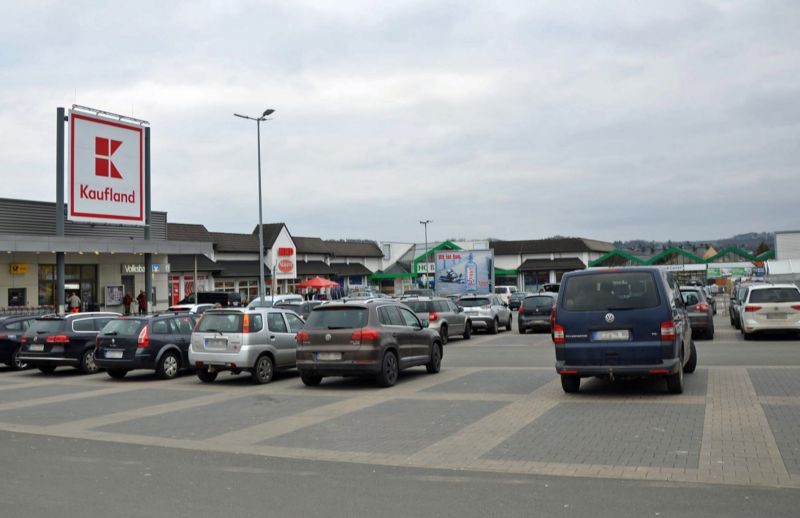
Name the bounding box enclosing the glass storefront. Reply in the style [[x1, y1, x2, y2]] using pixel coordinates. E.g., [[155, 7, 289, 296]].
[[523, 271, 549, 292], [38, 264, 98, 308]]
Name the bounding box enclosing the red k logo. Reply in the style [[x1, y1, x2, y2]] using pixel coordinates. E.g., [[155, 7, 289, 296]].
[[95, 137, 123, 179]]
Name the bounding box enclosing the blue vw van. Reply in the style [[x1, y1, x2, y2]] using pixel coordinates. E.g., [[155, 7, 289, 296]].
[[552, 267, 697, 394]]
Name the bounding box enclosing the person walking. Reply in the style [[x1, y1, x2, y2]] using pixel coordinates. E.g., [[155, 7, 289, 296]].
[[136, 290, 147, 315], [122, 292, 133, 316], [68, 292, 81, 313]]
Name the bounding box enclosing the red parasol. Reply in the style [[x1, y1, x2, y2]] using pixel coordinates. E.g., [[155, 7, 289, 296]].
[[297, 276, 340, 289]]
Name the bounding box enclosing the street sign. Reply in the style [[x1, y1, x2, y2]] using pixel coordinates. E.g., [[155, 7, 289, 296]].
[[69, 110, 145, 225]]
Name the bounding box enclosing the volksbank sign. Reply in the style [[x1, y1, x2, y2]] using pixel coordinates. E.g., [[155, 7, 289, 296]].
[[122, 264, 166, 274], [69, 110, 145, 225]]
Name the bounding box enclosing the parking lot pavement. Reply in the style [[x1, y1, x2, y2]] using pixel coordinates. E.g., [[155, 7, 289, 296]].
[[0, 313, 799, 491]]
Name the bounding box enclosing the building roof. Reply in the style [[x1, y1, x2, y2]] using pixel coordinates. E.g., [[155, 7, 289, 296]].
[[324, 240, 383, 258], [297, 260, 334, 275], [169, 254, 220, 272], [252, 223, 286, 249], [490, 238, 615, 255], [210, 232, 259, 252], [167, 223, 212, 242], [518, 258, 586, 271], [215, 260, 269, 278], [294, 236, 331, 255], [329, 263, 373, 276]]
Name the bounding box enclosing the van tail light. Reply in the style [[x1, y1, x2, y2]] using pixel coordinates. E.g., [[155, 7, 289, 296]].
[[296, 330, 310, 345], [550, 305, 557, 329], [744, 305, 762, 312], [694, 303, 710, 312], [428, 311, 438, 322], [137, 325, 150, 348], [20, 336, 27, 344], [242, 314, 250, 334], [791, 305, 800, 311], [0, 334, 6, 340], [46, 334, 69, 344], [351, 329, 380, 345], [95, 335, 100, 348], [660, 321, 676, 342], [552, 324, 565, 344], [518, 305, 524, 313]]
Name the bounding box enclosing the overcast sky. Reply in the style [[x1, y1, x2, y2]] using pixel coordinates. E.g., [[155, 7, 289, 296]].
[[1, 1, 798, 244]]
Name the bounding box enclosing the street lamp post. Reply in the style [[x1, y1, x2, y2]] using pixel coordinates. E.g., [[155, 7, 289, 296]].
[[420, 220, 432, 289], [234, 109, 275, 304]]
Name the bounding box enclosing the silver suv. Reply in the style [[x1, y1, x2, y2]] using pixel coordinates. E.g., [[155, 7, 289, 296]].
[[401, 297, 471, 343], [458, 294, 512, 334], [189, 307, 304, 384]]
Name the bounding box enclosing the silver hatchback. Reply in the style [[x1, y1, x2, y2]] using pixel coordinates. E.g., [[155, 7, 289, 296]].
[[402, 297, 471, 344], [189, 307, 304, 384], [458, 294, 512, 334]]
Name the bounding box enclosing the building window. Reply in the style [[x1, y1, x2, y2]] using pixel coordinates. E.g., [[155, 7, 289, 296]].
[[215, 281, 236, 292]]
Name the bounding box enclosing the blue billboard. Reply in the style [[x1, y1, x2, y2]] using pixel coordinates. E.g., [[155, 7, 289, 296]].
[[434, 249, 494, 295]]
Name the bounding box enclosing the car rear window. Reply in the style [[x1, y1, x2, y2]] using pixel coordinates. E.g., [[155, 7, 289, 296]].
[[524, 296, 555, 308], [749, 288, 800, 303], [101, 319, 146, 335], [304, 308, 369, 330], [459, 297, 490, 307], [29, 319, 65, 334], [196, 312, 243, 333], [562, 272, 661, 311], [680, 290, 703, 306], [403, 301, 432, 313]]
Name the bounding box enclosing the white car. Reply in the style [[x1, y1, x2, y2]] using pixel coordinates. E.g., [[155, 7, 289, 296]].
[[738, 283, 800, 340], [494, 285, 518, 305], [247, 294, 304, 309], [166, 303, 215, 314]]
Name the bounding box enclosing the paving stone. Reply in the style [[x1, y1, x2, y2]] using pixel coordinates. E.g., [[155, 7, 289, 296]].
[[0, 388, 205, 426], [762, 404, 800, 476], [94, 393, 342, 440], [484, 402, 705, 469], [747, 369, 800, 397], [0, 383, 97, 403], [421, 369, 555, 395], [262, 398, 504, 455]]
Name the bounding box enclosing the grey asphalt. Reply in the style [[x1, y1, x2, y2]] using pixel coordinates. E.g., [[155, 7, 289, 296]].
[[1, 430, 799, 518]]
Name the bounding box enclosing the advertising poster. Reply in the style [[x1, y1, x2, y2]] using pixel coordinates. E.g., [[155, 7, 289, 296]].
[[105, 285, 124, 306], [435, 249, 493, 295]]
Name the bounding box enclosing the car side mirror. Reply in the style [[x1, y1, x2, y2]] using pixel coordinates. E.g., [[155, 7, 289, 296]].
[[421, 320, 429, 329]]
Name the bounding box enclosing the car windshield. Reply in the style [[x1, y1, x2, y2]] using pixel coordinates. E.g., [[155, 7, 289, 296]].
[[28, 319, 65, 334], [196, 313, 243, 333], [304, 308, 369, 330], [749, 288, 800, 303], [524, 296, 555, 308], [562, 272, 660, 311], [101, 319, 146, 335], [459, 297, 490, 307], [403, 301, 432, 313]]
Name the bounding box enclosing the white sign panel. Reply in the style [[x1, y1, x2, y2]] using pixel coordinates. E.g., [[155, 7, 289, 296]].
[[69, 111, 145, 225]]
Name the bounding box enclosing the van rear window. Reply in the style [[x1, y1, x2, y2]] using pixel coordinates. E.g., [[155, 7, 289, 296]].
[[459, 297, 490, 307], [304, 308, 368, 330], [562, 272, 660, 311]]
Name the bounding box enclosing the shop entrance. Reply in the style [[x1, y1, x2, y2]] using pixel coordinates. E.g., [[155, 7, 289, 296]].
[[122, 275, 135, 301]]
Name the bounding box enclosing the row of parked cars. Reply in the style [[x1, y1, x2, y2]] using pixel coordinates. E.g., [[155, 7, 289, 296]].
[[727, 281, 800, 340]]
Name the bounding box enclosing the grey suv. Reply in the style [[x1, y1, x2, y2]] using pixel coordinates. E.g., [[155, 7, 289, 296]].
[[189, 307, 304, 384], [458, 294, 512, 334], [295, 300, 443, 387], [402, 297, 471, 344]]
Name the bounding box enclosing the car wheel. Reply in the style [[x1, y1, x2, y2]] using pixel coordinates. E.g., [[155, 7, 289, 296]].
[[376, 351, 399, 387], [462, 321, 471, 340], [439, 324, 448, 345], [666, 362, 684, 394], [107, 369, 128, 379], [707, 325, 714, 340], [561, 375, 580, 393], [251, 355, 274, 384], [196, 367, 218, 383], [156, 351, 180, 380], [10, 346, 27, 371], [38, 365, 57, 374], [489, 318, 498, 335], [743, 331, 753, 341], [519, 325, 526, 334], [729, 314, 734, 326], [426, 343, 442, 374], [506, 314, 513, 331], [80, 349, 99, 374], [683, 341, 698, 374], [734, 317, 741, 330], [300, 372, 323, 386]]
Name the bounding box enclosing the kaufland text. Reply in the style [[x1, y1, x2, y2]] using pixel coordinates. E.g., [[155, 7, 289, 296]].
[[79, 185, 136, 203]]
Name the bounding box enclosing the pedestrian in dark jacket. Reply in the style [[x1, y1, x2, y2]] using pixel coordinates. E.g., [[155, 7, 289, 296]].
[[136, 290, 147, 315]]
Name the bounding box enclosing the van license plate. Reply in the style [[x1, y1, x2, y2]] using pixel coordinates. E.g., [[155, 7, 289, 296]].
[[593, 330, 630, 341], [29, 344, 44, 352], [316, 352, 341, 361], [205, 339, 227, 348], [105, 350, 123, 359]]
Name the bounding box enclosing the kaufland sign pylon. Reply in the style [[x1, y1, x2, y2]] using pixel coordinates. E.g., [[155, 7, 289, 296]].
[[69, 109, 145, 225]]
